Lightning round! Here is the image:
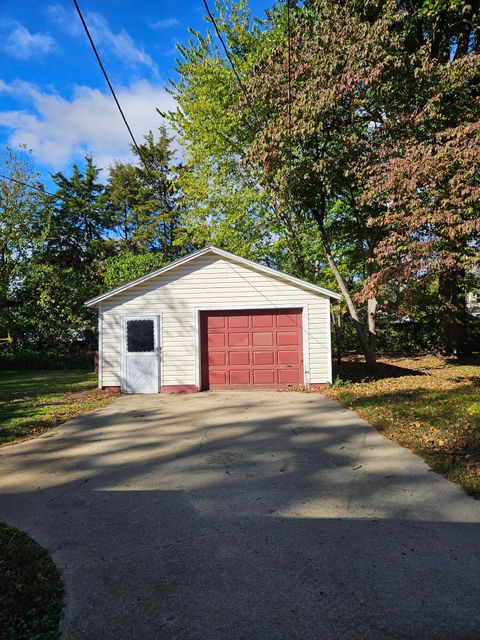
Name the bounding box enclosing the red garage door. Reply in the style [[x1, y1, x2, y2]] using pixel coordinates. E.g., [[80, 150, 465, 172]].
[[200, 309, 303, 389]]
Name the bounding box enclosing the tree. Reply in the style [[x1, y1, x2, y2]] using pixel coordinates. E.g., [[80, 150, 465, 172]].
[[11, 156, 114, 350], [11, 263, 97, 351], [239, 0, 401, 370], [107, 161, 140, 246], [169, 11, 273, 263], [169, 2, 325, 279], [171, 0, 480, 365], [0, 146, 45, 336], [103, 251, 166, 289], [45, 156, 113, 272], [107, 128, 184, 259], [361, 2, 480, 355]]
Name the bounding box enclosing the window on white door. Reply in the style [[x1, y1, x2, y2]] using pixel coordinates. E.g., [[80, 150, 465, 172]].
[[126, 319, 155, 352], [123, 317, 159, 393]]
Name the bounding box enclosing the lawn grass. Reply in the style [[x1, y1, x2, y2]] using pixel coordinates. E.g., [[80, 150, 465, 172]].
[[324, 355, 480, 496], [0, 370, 119, 445], [0, 523, 64, 640]]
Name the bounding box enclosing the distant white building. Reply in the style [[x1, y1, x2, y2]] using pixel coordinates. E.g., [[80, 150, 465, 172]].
[[467, 292, 480, 318]]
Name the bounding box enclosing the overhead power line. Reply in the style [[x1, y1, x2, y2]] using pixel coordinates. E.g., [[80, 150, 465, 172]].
[[0, 173, 54, 197], [72, 0, 153, 176], [202, 0, 249, 99]]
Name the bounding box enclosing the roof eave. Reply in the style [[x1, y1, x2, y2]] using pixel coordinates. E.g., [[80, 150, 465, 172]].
[[84, 247, 212, 307], [85, 246, 342, 307]]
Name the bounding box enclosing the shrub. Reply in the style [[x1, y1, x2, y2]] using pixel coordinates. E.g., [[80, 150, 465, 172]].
[[0, 348, 94, 371]]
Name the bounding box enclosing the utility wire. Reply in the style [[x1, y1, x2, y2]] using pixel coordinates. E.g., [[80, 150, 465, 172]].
[[72, 0, 153, 177], [0, 173, 54, 196], [0, 172, 98, 242], [202, 0, 249, 100], [1, 5, 256, 201]]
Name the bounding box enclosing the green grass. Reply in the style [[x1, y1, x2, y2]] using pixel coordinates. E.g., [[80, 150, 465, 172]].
[[325, 356, 480, 496], [0, 523, 64, 640], [0, 370, 118, 445]]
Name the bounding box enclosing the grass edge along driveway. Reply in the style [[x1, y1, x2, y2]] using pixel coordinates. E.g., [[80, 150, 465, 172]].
[[0, 369, 119, 446], [325, 355, 480, 497]]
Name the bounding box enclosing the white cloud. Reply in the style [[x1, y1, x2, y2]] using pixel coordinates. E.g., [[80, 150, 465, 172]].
[[47, 4, 156, 71], [46, 4, 81, 36], [3, 24, 55, 59], [152, 18, 180, 29], [0, 80, 177, 172], [87, 13, 155, 69]]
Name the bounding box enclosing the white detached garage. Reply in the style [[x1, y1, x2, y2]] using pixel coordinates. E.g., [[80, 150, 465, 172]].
[[85, 247, 341, 393]]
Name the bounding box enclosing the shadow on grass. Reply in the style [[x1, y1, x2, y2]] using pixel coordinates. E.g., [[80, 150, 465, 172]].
[[0, 370, 95, 400], [332, 359, 426, 383], [333, 354, 480, 383]]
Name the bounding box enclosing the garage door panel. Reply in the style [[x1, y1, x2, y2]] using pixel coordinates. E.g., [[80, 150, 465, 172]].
[[253, 369, 275, 384], [208, 351, 226, 366], [254, 351, 275, 365], [278, 369, 300, 384], [208, 315, 225, 328], [228, 332, 249, 347], [278, 350, 299, 365], [208, 333, 225, 347], [202, 308, 303, 389], [209, 370, 227, 385], [229, 351, 250, 365], [228, 315, 249, 328], [230, 369, 250, 385], [277, 331, 298, 346], [252, 314, 274, 328], [277, 314, 298, 327], [252, 332, 273, 346]]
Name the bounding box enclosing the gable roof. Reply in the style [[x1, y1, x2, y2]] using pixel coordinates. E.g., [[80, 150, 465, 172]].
[[85, 246, 342, 307]]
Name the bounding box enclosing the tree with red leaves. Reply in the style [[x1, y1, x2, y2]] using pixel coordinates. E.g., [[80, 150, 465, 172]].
[[171, 0, 480, 365], [244, 0, 480, 361]]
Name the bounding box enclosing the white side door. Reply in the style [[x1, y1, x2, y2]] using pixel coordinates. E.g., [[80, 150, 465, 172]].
[[122, 316, 160, 393]]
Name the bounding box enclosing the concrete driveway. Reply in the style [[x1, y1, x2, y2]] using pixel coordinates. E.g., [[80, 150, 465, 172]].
[[0, 391, 479, 639]]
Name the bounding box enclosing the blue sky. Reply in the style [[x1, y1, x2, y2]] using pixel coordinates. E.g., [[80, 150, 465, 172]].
[[0, 0, 272, 184]]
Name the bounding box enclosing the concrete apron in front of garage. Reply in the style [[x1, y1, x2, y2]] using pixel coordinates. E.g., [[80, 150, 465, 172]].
[[0, 391, 479, 640]]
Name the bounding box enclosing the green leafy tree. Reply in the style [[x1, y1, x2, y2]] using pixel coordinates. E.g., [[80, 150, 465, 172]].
[[172, 0, 480, 365], [11, 264, 97, 351], [172, 1, 394, 370], [11, 156, 115, 350], [0, 146, 45, 337], [103, 251, 166, 289], [169, 2, 324, 279], [107, 128, 184, 258], [44, 156, 113, 271], [107, 161, 140, 246]]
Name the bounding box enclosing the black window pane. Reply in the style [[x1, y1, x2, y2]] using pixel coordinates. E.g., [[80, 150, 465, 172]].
[[127, 320, 154, 352]]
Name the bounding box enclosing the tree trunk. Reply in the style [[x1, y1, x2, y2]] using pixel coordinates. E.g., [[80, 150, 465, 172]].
[[455, 1, 479, 58], [322, 242, 377, 372], [367, 296, 378, 363], [331, 306, 342, 365], [312, 207, 377, 372], [436, 269, 467, 356], [431, 11, 448, 60]]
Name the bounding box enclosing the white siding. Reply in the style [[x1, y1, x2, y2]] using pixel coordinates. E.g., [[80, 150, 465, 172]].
[[101, 255, 332, 388]]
